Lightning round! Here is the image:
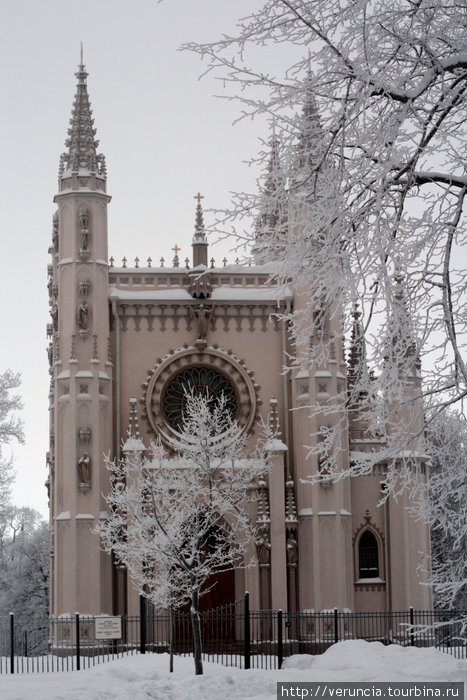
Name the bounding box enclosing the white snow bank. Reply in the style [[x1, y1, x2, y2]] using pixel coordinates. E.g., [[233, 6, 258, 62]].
[[0, 640, 465, 700]]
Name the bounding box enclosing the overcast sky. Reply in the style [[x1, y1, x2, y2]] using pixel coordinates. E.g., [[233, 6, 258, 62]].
[[1, 0, 297, 517]]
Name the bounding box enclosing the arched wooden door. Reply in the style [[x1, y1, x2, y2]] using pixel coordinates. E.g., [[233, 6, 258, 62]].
[[198, 567, 235, 611]]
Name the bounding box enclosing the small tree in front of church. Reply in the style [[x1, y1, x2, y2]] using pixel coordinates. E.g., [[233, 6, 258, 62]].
[[98, 392, 273, 676]]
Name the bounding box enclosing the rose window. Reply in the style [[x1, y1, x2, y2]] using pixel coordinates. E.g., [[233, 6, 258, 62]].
[[162, 366, 238, 431]]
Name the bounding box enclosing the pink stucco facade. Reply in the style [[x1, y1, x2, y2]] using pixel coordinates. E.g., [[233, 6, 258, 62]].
[[46, 61, 432, 617]]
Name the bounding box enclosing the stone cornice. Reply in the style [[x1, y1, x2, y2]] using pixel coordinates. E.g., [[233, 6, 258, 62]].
[[111, 302, 281, 333]]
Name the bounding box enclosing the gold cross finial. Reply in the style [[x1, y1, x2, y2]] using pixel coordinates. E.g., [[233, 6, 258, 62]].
[[194, 192, 204, 204], [172, 244, 181, 255]]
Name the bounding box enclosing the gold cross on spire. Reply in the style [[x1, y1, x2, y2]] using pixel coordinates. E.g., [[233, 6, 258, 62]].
[[194, 192, 204, 204], [172, 244, 181, 255]]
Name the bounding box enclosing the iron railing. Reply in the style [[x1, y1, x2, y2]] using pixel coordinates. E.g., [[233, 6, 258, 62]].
[[0, 598, 465, 674]]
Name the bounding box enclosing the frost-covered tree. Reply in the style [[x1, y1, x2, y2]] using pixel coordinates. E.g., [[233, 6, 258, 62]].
[[418, 412, 467, 613], [98, 392, 273, 675], [0, 508, 49, 627], [184, 0, 467, 494], [0, 370, 23, 522]]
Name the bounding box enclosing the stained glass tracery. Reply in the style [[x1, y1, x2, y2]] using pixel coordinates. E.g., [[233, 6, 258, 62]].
[[162, 366, 238, 431]]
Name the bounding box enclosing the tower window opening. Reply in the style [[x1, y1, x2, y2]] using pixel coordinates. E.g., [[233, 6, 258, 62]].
[[358, 530, 379, 578]]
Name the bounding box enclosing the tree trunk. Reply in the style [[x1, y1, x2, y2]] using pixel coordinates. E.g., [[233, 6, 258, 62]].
[[169, 604, 174, 673], [190, 585, 203, 675]]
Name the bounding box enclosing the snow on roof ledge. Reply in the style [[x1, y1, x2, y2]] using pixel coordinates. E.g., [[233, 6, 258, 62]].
[[109, 286, 293, 303], [264, 438, 288, 453], [211, 287, 292, 302], [110, 288, 192, 301], [55, 511, 71, 521]]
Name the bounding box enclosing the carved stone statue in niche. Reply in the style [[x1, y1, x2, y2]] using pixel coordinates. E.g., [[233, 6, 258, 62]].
[[286, 532, 298, 567], [47, 343, 53, 367], [52, 212, 59, 252], [79, 208, 90, 252], [257, 533, 271, 566], [78, 453, 91, 485], [50, 304, 58, 332], [190, 304, 213, 340], [76, 302, 89, 330]]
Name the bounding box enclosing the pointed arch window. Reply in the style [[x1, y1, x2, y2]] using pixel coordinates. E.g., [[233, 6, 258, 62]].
[[358, 531, 379, 578]]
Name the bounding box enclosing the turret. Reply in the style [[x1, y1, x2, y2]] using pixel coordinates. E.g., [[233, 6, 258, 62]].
[[192, 192, 208, 268], [290, 63, 324, 193], [253, 125, 288, 263], [48, 52, 113, 617]]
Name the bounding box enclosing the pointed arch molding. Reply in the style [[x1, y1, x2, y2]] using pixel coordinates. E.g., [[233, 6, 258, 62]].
[[352, 511, 384, 546], [352, 511, 386, 588], [141, 345, 260, 441]]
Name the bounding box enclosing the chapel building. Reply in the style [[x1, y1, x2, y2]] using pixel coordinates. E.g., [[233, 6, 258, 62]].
[[46, 60, 432, 617]]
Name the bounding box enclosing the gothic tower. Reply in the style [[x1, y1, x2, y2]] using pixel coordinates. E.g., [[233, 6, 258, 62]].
[[47, 56, 113, 615]]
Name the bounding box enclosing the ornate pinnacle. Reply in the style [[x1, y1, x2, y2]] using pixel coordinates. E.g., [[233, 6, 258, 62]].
[[348, 303, 363, 378], [390, 259, 418, 364], [122, 396, 146, 455], [268, 397, 281, 437], [393, 257, 405, 302], [347, 301, 370, 390], [192, 195, 209, 267], [290, 66, 324, 190], [193, 193, 206, 242], [256, 477, 270, 524], [285, 478, 298, 523], [172, 244, 180, 268], [254, 124, 289, 264], [70, 334, 77, 361], [59, 55, 106, 180], [127, 396, 141, 439]]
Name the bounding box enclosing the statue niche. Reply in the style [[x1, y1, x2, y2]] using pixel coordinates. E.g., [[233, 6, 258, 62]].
[[189, 304, 213, 345], [76, 302, 89, 332], [52, 212, 59, 253], [78, 452, 91, 491], [50, 304, 58, 332], [78, 207, 91, 259]]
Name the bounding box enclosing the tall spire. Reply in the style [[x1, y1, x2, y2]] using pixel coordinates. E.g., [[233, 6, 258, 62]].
[[58, 52, 106, 181], [385, 260, 420, 374], [348, 303, 367, 387], [291, 63, 324, 191], [192, 193, 208, 267], [254, 123, 288, 262]]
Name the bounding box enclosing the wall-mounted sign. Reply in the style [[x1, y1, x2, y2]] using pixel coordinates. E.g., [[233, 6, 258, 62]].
[[95, 616, 122, 640]]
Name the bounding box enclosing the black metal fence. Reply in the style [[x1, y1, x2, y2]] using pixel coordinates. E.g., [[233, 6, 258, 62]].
[[0, 598, 465, 674]]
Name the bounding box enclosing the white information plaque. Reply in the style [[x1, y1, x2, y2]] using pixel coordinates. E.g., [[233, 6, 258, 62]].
[[94, 616, 122, 640]]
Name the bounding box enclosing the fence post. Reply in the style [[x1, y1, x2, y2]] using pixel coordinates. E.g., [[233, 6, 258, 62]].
[[334, 608, 339, 645], [9, 612, 14, 674], [140, 594, 146, 655], [75, 613, 81, 671], [409, 607, 415, 647], [278, 609, 283, 670], [169, 605, 174, 673], [244, 592, 251, 670]]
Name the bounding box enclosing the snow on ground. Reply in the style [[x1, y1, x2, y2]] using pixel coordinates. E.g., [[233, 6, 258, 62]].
[[0, 641, 465, 700]]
